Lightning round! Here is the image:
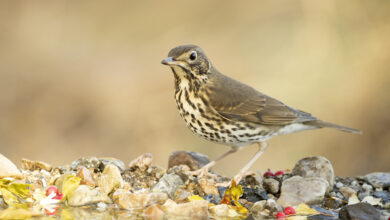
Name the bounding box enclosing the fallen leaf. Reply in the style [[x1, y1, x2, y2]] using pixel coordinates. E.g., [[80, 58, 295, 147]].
[[7, 183, 30, 199], [219, 180, 248, 215], [362, 196, 382, 206], [295, 203, 320, 216], [188, 195, 204, 201], [348, 193, 360, 205], [61, 175, 81, 202]]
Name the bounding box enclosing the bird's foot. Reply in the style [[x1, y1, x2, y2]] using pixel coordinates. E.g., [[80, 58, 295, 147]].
[[188, 165, 218, 179], [215, 171, 256, 187]]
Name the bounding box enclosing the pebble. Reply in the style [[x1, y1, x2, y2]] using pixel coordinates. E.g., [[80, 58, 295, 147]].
[[97, 164, 124, 195], [67, 185, 112, 206], [129, 153, 153, 171], [0, 153, 22, 178], [336, 182, 344, 188], [143, 204, 165, 220], [277, 176, 329, 206], [324, 197, 344, 209], [209, 204, 240, 218], [76, 166, 96, 186], [198, 178, 219, 195], [265, 198, 283, 213], [292, 156, 335, 188], [168, 151, 210, 171], [263, 178, 279, 194], [112, 189, 168, 210], [242, 187, 268, 203], [162, 199, 209, 218], [99, 157, 126, 172], [339, 202, 380, 220], [373, 190, 390, 203], [202, 194, 220, 205], [250, 200, 266, 216], [21, 158, 52, 171], [365, 172, 390, 189], [71, 156, 100, 171], [339, 186, 357, 199], [152, 173, 184, 198]]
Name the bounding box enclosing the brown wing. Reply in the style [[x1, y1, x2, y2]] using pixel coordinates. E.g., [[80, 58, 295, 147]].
[[204, 70, 317, 125]]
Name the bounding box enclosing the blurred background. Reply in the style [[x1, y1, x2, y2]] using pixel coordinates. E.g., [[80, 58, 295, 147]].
[[0, 0, 389, 177]]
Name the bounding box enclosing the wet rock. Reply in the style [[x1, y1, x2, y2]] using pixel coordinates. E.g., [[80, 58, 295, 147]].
[[339, 202, 380, 220], [112, 189, 168, 210], [97, 164, 124, 195], [365, 172, 390, 189], [71, 156, 100, 171], [0, 153, 22, 178], [250, 200, 266, 217], [203, 194, 220, 205], [277, 176, 329, 206], [76, 166, 96, 186], [198, 178, 219, 195], [163, 199, 208, 218], [242, 187, 268, 203], [152, 173, 184, 198], [263, 178, 279, 194], [339, 186, 357, 199], [373, 191, 390, 203], [209, 204, 240, 218], [67, 185, 112, 206], [99, 157, 125, 172], [143, 204, 165, 220], [168, 151, 210, 171], [324, 197, 344, 209], [265, 198, 283, 213], [21, 158, 52, 171], [292, 156, 334, 188], [129, 153, 153, 171]]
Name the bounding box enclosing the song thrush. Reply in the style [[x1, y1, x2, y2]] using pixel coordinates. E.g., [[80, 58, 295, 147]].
[[161, 44, 361, 181]]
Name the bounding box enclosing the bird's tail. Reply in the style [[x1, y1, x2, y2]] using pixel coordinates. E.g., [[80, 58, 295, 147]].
[[304, 120, 362, 134]]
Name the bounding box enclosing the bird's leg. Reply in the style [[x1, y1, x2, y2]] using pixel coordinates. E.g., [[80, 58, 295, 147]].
[[189, 146, 239, 179], [233, 142, 268, 184]]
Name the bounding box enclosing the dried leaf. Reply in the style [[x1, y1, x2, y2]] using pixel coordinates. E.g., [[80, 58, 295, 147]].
[[61, 175, 81, 202], [362, 196, 382, 206], [188, 195, 204, 201], [348, 193, 360, 205], [295, 203, 320, 216]]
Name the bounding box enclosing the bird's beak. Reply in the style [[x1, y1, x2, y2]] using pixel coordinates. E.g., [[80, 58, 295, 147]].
[[161, 57, 175, 65]]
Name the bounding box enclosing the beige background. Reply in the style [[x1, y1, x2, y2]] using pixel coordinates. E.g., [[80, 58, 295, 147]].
[[0, 1, 389, 177]]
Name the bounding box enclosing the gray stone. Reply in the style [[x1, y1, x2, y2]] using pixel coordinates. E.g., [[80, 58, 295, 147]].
[[68, 185, 112, 206], [168, 151, 210, 171], [71, 156, 100, 170], [365, 172, 390, 189], [152, 173, 184, 198], [292, 156, 335, 188], [277, 176, 329, 206], [250, 200, 266, 214], [373, 191, 390, 203], [99, 157, 125, 172], [265, 199, 283, 213], [339, 202, 380, 220], [336, 182, 344, 188], [263, 178, 279, 194]]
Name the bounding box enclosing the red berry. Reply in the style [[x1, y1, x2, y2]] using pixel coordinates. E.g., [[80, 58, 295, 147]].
[[275, 170, 284, 176], [53, 192, 63, 200], [283, 206, 295, 215], [263, 169, 274, 177], [46, 186, 58, 196], [275, 211, 286, 218]]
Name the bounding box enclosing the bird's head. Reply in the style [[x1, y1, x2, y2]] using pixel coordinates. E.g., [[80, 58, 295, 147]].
[[162, 45, 211, 85]]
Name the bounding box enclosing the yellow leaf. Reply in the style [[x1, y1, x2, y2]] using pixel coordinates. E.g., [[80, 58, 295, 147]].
[[295, 203, 320, 216], [348, 193, 360, 205], [218, 180, 248, 215], [0, 188, 19, 206], [188, 195, 204, 201], [0, 207, 40, 219], [7, 183, 30, 199], [61, 175, 81, 202]]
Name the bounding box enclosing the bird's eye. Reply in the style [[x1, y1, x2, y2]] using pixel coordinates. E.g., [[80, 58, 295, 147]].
[[189, 51, 197, 61]]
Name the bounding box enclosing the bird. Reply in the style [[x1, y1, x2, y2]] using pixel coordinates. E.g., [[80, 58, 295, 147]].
[[161, 44, 361, 182]]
